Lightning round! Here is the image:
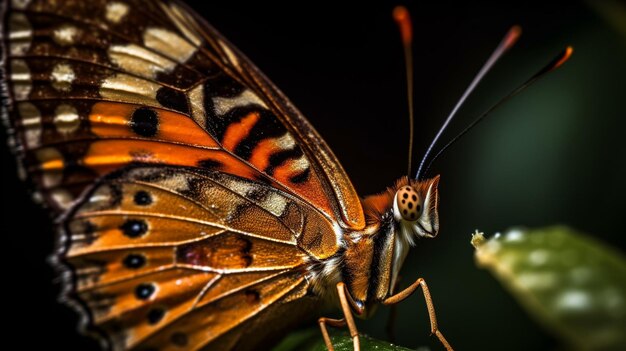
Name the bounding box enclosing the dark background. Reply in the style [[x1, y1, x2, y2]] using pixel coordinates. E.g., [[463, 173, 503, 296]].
[[2, 1, 625, 350]]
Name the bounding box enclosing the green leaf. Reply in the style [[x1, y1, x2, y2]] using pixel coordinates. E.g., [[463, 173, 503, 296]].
[[272, 329, 420, 351], [471, 226, 626, 350]]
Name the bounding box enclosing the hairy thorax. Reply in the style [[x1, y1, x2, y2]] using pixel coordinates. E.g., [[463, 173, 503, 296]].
[[305, 175, 440, 318]]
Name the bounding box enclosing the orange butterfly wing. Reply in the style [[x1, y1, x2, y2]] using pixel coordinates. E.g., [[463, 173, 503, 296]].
[[1, 0, 363, 349], [62, 165, 330, 349]]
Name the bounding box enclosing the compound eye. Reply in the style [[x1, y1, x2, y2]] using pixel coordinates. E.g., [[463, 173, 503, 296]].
[[396, 186, 421, 221]]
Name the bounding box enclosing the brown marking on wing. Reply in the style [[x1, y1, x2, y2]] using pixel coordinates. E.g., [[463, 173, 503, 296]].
[[177, 233, 306, 271], [177, 233, 252, 269]]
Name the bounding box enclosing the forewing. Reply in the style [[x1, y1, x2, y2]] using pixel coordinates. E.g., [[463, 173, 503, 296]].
[[1, 0, 364, 228]]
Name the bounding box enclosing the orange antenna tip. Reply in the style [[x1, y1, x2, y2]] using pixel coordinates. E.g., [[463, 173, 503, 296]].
[[393, 6, 413, 45], [553, 46, 574, 70], [536, 46, 573, 76], [504, 25, 522, 49]]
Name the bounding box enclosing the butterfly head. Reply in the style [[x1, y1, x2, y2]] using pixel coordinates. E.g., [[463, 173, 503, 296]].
[[391, 175, 441, 239]]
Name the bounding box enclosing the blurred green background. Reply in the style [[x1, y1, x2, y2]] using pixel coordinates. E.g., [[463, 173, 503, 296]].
[[2, 0, 624, 350]]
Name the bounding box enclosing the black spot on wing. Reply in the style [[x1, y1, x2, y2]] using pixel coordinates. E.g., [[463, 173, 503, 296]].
[[130, 108, 158, 137], [204, 72, 246, 98], [120, 219, 148, 238], [197, 159, 222, 170], [135, 283, 156, 300], [147, 307, 166, 324], [241, 234, 253, 254], [123, 254, 146, 269], [133, 191, 152, 206], [244, 289, 260, 304], [156, 87, 189, 114]]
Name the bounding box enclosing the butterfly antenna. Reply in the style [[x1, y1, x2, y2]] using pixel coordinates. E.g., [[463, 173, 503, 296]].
[[421, 46, 573, 177], [393, 6, 415, 176], [415, 25, 522, 179]]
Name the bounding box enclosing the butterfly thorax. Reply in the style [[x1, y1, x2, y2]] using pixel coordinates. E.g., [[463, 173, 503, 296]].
[[341, 211, 402, 317], [309, 176, 441, 318]]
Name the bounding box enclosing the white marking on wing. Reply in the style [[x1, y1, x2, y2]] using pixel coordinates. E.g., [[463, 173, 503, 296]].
[[51, 63, 75, 92], [54, 104, 80, 134], [53, 24, 78, 46], [105, 2, 130, 24], [289, 155, 310, 172], [17, 102, 41, 148], [189, 84, 206, 128], [144, 27, 197, 64], [109, 44, 177, 78], [213, 89, 268, 116], [218, 40, 240, 68], [262, 192, 288, 217], [100, 74, 160, 104], [10, 60, 31, 100], [273, 133, 296, 150]]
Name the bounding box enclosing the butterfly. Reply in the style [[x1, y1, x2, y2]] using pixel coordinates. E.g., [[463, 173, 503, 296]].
[[1, 1, 572, 350]]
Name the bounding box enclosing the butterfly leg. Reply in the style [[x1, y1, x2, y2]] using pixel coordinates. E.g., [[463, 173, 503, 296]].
[[382, 278, 453, 351], [318, 317, 346, 351], [317, 282, 361, 351], [385, 275, 402, 343]]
